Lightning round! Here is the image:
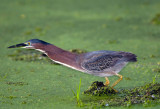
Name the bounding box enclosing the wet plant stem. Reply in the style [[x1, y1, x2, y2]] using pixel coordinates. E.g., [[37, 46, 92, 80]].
[[72, 78, 83, 107]]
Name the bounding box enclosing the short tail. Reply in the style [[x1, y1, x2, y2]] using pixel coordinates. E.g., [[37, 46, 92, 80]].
[[119, 52, 137, 62]]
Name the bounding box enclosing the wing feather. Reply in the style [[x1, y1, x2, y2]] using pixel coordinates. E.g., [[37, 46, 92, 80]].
[[81, 53, 122, 72]]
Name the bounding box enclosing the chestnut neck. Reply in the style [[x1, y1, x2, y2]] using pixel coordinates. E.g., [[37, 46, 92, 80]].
[[38, 44, 82, 71]]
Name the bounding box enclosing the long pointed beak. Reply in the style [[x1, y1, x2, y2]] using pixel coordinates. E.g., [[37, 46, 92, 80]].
[[8, 43, 27, 48]]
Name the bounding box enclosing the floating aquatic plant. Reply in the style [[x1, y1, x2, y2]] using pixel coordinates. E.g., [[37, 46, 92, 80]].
[[84, 81, 117, 96], [151, 14, 160, 25], [69, 49, 87, 54], [83, 81, 160, 107]]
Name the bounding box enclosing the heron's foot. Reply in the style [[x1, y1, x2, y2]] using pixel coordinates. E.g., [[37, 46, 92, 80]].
[[111, 87, 118, 92], [104, 77, 110, 86], [111, 74, 123, 88]]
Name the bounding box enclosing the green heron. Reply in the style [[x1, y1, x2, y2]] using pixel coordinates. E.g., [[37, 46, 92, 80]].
[[8, 39, 137, 91]]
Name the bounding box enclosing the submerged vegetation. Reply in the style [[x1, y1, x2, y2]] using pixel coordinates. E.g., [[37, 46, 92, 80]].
[[6, 82, 28, 86]]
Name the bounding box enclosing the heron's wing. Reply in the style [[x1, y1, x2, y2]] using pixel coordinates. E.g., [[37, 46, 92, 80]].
[[81, 51, 122, 73]]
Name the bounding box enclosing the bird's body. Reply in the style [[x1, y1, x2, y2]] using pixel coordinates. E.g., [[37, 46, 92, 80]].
[[8, 39, 137, 91], [80, 51, 136, 77]]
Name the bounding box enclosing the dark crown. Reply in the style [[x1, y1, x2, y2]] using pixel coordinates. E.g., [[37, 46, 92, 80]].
[[26, 39, 50, 45]]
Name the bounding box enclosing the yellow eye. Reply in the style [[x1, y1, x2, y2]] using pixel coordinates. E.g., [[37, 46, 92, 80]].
[[27, 42, 31, 45]]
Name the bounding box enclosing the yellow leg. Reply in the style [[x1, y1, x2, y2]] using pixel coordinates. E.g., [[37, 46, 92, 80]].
[[104, 77, 110, 86], [111, 74, 123, 88]]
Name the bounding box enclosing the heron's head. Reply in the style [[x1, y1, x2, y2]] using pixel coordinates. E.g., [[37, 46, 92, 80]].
[[8, 39, 50, 50]]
